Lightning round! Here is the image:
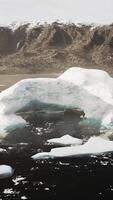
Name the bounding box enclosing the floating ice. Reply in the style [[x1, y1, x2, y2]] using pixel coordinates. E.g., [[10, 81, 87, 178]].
[[0, 165, 14, 179], [0, 148, 7, 153], [0, 114, 26, 138], [31, 137, 113, 160], [59, 67, 113, 105], [0, 67, 113, 136], [47, 135, 82, 146]]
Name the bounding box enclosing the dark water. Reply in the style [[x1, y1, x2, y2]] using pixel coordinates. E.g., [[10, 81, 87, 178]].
[[0, 110, 113, 200], [1, 151, 113, 200]]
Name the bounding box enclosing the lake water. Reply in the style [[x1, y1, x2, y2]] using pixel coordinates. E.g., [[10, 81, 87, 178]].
[[0, 73, 59, 91]]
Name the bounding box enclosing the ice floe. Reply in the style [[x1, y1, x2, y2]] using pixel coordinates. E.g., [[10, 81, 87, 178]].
[[31, 137, 113, 160], [0, 165, 14, 179], [47, 135, 82, 146]]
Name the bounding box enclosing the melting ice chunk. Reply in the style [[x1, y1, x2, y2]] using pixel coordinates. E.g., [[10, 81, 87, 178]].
[[31, 137, 113, 160], [0, 114, 26, 137], [0, 165, 14, 179], [1, 67, 113, 137], [47, 135, 82, 146]]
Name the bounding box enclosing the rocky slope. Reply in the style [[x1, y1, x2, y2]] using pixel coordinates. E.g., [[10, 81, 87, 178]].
[[0, 22, 113, 74]]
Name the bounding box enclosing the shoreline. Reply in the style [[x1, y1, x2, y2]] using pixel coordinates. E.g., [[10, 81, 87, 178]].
[[0, 73, 59, 91]]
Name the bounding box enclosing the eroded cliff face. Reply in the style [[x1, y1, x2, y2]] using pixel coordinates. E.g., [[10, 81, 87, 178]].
[[0, 22, 113, 74]]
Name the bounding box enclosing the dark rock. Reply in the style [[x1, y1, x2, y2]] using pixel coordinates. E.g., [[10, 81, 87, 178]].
[[0, 27, 14, 54], [0, 23, 113, 74]]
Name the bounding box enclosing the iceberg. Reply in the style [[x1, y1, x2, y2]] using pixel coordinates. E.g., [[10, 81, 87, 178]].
[[58, 67, 113, 105], [47, 135, 83, 146], [0, 165, 14, 179], [0, 77, 110, 116], [31, 137, 113, 160], [0, 67, 113, 136], [0, 114, 26, 138]]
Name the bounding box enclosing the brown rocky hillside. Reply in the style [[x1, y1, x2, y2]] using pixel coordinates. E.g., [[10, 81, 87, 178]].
[[0, 22, 113, 74]]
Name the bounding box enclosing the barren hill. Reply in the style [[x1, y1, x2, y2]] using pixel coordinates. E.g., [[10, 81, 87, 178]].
[[0, 22, 113, 74]]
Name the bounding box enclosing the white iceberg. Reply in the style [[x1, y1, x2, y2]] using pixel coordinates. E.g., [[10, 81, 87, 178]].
[[59, 67, 113, 105], [0, 67, 113, 136], [0, 77, 109, 116], [47, 135, 83, 146], [0, 114, 26, 138], [0, 165, 14, 179], [31, 137, 113, 160]]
